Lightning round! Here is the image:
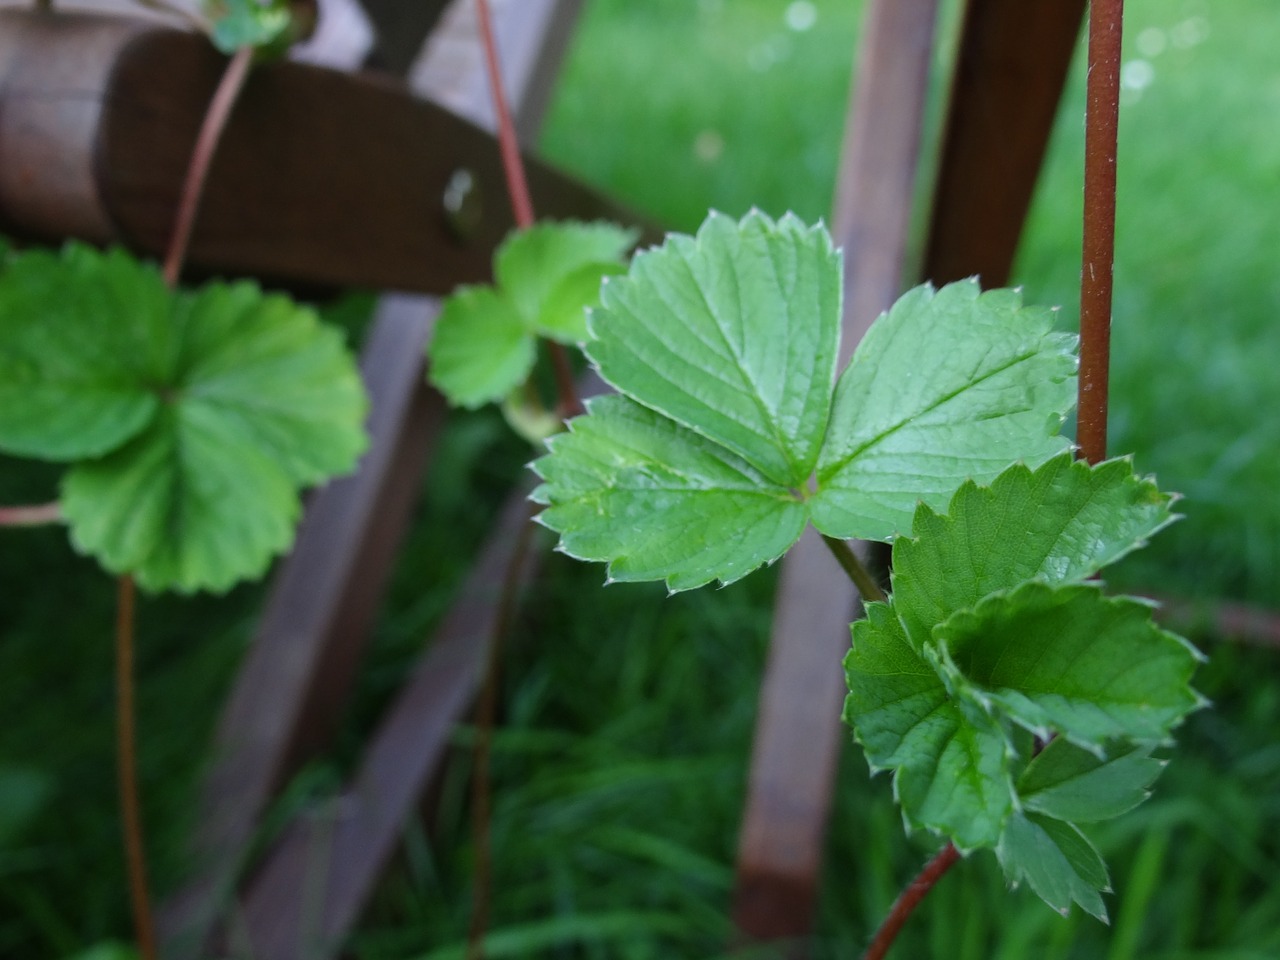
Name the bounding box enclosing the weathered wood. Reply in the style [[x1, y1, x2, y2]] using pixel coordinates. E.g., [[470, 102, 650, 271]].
[[0, 11, 645, 293], [732, 2, 939, 952], [159, 294, 447, 958], [232, 490, 542, 959], [922, 0, 1088, 287]]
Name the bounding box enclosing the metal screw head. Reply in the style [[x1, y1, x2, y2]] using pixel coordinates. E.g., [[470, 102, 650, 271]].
[[442, 169, 482, 240]]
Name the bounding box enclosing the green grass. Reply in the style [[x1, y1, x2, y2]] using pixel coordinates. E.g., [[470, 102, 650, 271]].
[[3, 0, 1280, 957]]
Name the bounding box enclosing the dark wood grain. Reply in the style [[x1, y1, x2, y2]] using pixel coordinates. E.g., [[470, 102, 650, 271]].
[[922, 0, 1088, 287]]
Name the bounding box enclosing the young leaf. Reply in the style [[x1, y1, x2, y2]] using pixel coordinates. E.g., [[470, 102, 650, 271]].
[[892, 454, 1176, 650], [427, 221, 636, 408], [427, 287, 534, 410], [997, 812, 1110, 921], [1018, 739, 1165, 822], [497, 222, 636, 342], [531, 395, 807, 589], [534, 212, 1079, 590], [843, 602, 1015, 850], [935, 583, 1205, 748], [811, 282, 1076, 541], [207, 0, 294, 54]]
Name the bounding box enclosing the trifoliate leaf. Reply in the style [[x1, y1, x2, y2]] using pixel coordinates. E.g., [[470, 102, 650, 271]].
[[427, 287, 533, 410], [0, 246, 172, 460], [892, 454, 1176, 650], [534, 212, 1079, 590], [428, 221, 635, 408], [936, 583, 1205, 749], [811, 282, 1076, 541], [0, 244, 367, 593], [1018, 739, 1165, 823], [843, 602, 1015, 850], [531, 394, 806, 589], [998, 812, 1110, 921], [843, 457, 1199, 866]]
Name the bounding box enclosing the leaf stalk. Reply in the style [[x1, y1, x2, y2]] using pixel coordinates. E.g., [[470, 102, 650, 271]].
[[821, 534, 886, 603], [862, 842, 960, 960], [115, 575, 157, 960], [0, 500, 61, 526], [473, 0, 583, 419]]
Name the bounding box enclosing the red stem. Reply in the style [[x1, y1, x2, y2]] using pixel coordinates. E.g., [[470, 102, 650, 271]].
[[474, 0, 535, 231], [473, 0, 583, 419], [466, 503, 540, 960], [862, 843, 961, 960], [0, 501, 61, 526], [114, 45, 255, 959], [162, 45, 254, 287], [115, 575, 156, 960], [1078, 0, 1124, 465]]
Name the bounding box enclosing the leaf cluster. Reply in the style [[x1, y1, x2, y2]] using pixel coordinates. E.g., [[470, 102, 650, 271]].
[[0, 244, 368, 592], [532, 210, 1077, 589], [844, 455, 1205, 918], [427, 221, 638, 418]]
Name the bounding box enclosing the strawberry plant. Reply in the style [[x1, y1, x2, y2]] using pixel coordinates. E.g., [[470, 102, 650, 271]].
[[522, 208, 1203, 939]]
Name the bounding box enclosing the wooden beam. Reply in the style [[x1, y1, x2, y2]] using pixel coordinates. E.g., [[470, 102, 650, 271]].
[[732, 2, 939, 952], [0, 11, 648, 294], [922, 0, 1088, 287]]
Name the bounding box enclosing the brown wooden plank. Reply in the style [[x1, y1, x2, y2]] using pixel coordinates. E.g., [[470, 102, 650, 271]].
[[0, 11, 648, 292], [732, 2, 939, 951], [231, 490, 542, 959], [158, 294, 447, 957], [922, 0, 1088, 287]]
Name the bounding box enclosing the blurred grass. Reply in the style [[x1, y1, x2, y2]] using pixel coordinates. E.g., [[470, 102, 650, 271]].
[[3, 0, 1280, 957]]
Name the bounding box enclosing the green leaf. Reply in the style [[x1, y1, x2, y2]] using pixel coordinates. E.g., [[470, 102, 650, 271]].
[[534, 213, 1079, 590], [0, 246, 172, 460], [587, 210, 841, 486], [531, 395, 806, 589], [936, 582, 1205, 748], [62, 405, 299, 594], [0, 244, 368, 593], [427, 287, 534, 410], [998, 812, 1110, 921], [428, 221, 635, 408], [810, 282, 1076, 541], [1018, 739, 1165, 822], [497, 222, 637, 340], [208, 0, 293, 54], [843, 603, 1015, 850], [174, 281, 368, 486], [892, 454, 1176, 650]]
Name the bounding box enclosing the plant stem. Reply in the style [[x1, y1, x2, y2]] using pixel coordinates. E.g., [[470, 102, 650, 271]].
[[862, 842, 960, 960], [0, 501, 61, 526], [111, 42, 255, 960], [115, 575, 157, 960], [821, 535, 886, 603], [162, 45, 254, 287], [466, 503, 540, 960], [474, 0, 534, 231], [473, 0, 583, 419], [1078, 0, 1124, 465]]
